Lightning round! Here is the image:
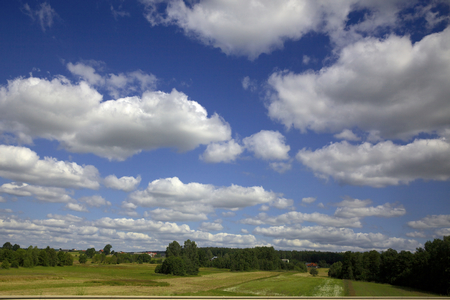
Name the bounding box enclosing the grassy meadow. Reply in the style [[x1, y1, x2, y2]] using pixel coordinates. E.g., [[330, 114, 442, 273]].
[[0, 260, 442, 296]]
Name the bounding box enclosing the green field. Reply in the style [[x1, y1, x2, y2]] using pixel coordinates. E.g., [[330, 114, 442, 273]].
[[347, 280, 442, 297], [0, 263, 441, 296]]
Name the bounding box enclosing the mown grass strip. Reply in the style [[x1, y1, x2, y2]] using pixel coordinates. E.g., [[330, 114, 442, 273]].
[[87, 280, 169, 287]]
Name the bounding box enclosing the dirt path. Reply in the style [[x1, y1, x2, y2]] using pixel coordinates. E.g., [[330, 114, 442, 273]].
[[344, 279, 356, 296]]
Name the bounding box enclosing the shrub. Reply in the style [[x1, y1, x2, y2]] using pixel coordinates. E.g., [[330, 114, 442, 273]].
[[79, 254, 88, 264], [1, 259, 10, 269], [10, 260, 19, 268], [156, 256, 186, 276]]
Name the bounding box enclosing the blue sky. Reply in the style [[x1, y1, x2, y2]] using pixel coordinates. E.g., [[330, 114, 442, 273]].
[[0, 0, 449, 252]]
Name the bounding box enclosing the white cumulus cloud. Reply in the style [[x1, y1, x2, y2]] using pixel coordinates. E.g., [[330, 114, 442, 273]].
[[104, 175, 141, 192], [297, 139, 450, 187], [65, 202, 88, 212], [199, 221, 224, 232], [334, 129, 361, 141], [0, 182, 73, 203], [201, 139, 243, 163], [145, 208, 208, 222], [0, 145, 100, 189], [334, 202, 406, 218], [241, 211, 361, 228], [79, 195, 111, 207], [302, 197, 316, 204], [255, 225, 422, 251], [127, 177, 288, 219], [268, 28, 450, 140], [243, 130, 290, 160], [0, 75, 231, 160], [407, 214, 450, 229], [140, 0, 426, 60]]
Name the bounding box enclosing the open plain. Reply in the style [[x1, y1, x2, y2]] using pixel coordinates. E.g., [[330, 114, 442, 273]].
[[0, 263, 443, 297]]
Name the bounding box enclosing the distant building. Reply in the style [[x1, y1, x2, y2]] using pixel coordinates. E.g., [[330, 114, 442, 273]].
[[306, 262, 318, 268], [281, 259, 289, 263]]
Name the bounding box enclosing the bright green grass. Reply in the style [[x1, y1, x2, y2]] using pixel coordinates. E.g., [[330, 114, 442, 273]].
[[185, 273, 344, 296], [0, 263, 168, 293], [350, 280, 441, 297]]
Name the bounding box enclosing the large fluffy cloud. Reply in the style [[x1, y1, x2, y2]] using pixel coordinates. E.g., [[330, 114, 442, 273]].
[[297, 139, 450, 187], [268, 27, 450, 140], [126, 177, 289, 220], [0, 145, 100, 189], [140, 0, 427, 60], [0, 75, 231, 160]]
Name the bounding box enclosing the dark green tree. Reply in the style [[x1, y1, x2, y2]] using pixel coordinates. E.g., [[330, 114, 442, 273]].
[[46, 247, 57, 267], [23, 256, 33, 268], [57, 251, 67, 266], [14, 248, 26, 267], [363, 250, 380, 282], [166, 241, 182, 257], [183, 239, 199, 275], [379, 248, 398, 284], [328, 261, 343, 278], [63, 252, 73, 266], [341, 251, 354, 280], [103, 244, 112, 255], [38, 250, 49, 266], [78, 254, 87, 264], [85, 248, 96, 258], [2, 242, 12, 250]]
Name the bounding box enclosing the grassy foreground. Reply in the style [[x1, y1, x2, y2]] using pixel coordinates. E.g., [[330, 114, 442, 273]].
[[0, 263, 441, 296]]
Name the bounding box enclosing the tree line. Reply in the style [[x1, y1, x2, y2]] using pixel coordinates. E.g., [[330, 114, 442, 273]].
[[328, 236, 450, 295], [155, 240, 314, 275], [80, 244, 163, 265], [0, 242, 73, 269], [195, 246, 340, 271]]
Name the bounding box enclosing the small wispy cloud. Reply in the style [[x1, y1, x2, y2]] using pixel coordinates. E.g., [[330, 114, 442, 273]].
[[22, 2, 58, 32]]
